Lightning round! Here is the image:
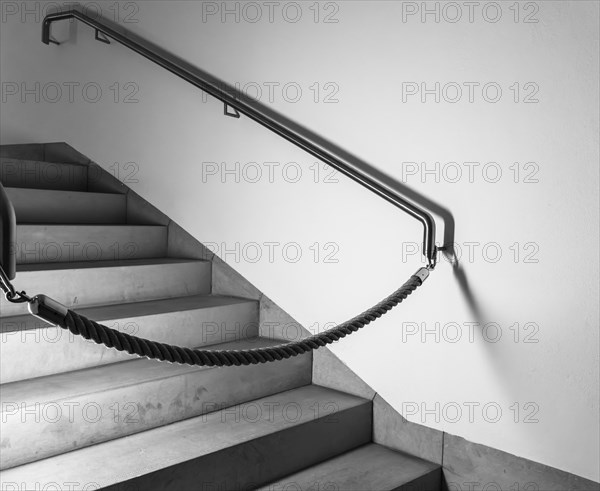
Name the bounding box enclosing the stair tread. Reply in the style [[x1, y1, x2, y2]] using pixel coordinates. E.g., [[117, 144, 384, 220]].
[[0, 337, 288, 405], [16, 257, 208, 272], [1, 294, 255, 329], [0, 385, 367, 486], [260, 443, 441, 490]]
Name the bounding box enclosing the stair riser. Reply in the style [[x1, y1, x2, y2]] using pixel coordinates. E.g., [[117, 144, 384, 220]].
[[0, 261, 211, 317], [0, 302, 258, 383], [6, 187, 126, 224], [104, 402, 372, 491], [14, 225, 167, 264], [395, 469, 443, 491], [0, 144, 45, 161], [0, 354, 312, 470], [0, 159, 87, 191]]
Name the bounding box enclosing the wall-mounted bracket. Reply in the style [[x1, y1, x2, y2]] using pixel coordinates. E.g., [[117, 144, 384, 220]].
[[95, 30, 110, 44], [48, 36, 60, 45], [224, 104, 240, 119]]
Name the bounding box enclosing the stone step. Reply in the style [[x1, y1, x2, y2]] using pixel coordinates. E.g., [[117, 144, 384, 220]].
[[0, 144, 48, 161], [0, 157, 87, 191], [0, 385, 371, 490], [5, 187, 126, 224], [0, 258, 211, 317], [259, 443, 442, 491], [0, 143, 87, 164], [1, 295, 258, 383], [14, 224, 168, 264], [0, 338, 312, 470]]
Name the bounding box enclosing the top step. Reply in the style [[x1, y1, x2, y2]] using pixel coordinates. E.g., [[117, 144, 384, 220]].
[[0, 142, 90, 165], [0, 157, 88, 191]]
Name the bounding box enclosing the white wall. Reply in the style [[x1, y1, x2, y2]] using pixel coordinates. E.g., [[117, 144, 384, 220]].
[[1, 0, 598, 481]]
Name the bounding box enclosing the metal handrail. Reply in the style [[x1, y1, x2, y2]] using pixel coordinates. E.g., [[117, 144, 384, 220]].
[[42, 7, 438, 266], [0, 182, 16, 281]]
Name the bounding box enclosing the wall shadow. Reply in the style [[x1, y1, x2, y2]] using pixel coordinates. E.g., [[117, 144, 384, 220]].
[[452, 262, 487, 325]]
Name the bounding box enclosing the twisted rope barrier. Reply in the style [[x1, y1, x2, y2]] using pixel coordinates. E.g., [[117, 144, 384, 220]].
[[2, 266, 431, 367]]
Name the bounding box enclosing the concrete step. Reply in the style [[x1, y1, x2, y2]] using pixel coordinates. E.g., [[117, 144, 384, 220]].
[[0, 338, 312, 470], [0, 157, 87, 191], [1, 295, 258, 383], [0, 258, 211, 317], [0, 143, 88, 164], [259, 443, 442, 491], [0, 385, 371, 490], [14, 224, 168, 264], [0, 144, 47, 161], [5, 187, 126, 224]]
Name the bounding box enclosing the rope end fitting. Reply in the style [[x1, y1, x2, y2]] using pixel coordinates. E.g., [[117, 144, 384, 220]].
[[28, 294, 69, 326], [414, 267, 430, 284]]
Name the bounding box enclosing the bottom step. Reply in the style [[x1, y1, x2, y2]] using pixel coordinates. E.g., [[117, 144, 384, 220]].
[[0, 385, 372, 490], [259, 443, 442, 491]]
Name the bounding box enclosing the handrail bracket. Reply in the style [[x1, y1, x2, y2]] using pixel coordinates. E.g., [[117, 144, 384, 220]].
[[95, 30, 110, 44]]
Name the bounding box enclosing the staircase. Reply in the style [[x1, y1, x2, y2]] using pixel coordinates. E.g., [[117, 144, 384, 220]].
[[0, 143, 442, 490]]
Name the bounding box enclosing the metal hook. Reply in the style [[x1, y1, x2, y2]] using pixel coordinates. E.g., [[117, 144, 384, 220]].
[[0, 264, 15, 298], [0, 264, 31, 303]]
